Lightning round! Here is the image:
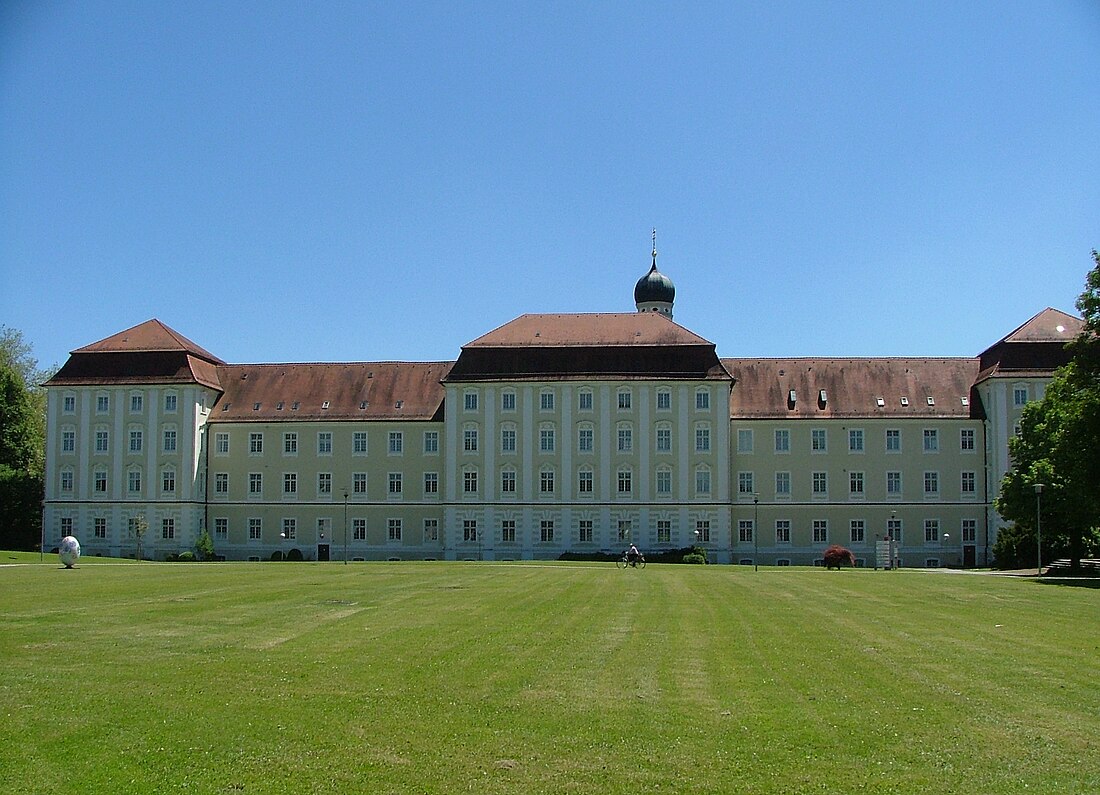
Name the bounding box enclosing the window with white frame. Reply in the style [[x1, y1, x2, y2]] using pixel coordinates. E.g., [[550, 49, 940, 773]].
[[464, 469, 478, 495], [501, 520, 516, 543], [388, 472, 402, 495], [696, 389, 710, 410], [464, 426, 479, 453], [215, 432, 229, 455], [464, 391, 478, 411], [850, 520, 865, 543], [887, 471, 902, 496], [849, 471, 864, 497], [656, 467, 672, 495], [249, 518, 262, 540], [578, 390, 593, 411], [63, 394, 76, 413], [61, 468, 74, 492], [540, 391, 554, 411], [353, 518, 367, 540], [656, 424, 671, 453], [423, 431, 437, 454], [215, 473, 228, 495], [617, 469, 632, 495], [388, 431, 403, 454], [164, 393, 177, 412], [162, 518, 175, 540], [617, 520, 632, 542], [423, 519, 438, 542], [657, 520, 671, 544], [540, 520, 555, 543], [540, 468, 555, 494], [127, 469, 141, 493], [960, 428, 975, 451], [738, 520, 754, 543], [129, 428, 142, 453], [317, 473, 332, 496], [501, 469, 516, 494], [695, 466, 711, 495], [578, 425, 594, 453], [353, 431, 368, 455], [924, 519, 940, 543], [923, 429, 939, 452], [214, 518, 228, 540], [388, 518, 402, 542], [130, 393, 143, 413], [249, 473, 262, 496], [161, 467, 176, 494], [501, 426, 517, 453], [736, 428, 752, 453], [886, 428, 901, 452], [812, 471, 827, 495], [577, 468, 593, 495], [617, 390, 631, 410], [463, 520, 478, 542], [617, 424, 632, 453], [924, 471, 939, 497], [317, 432, 332, 455], [353, 472, 367, 495], [424, 472, 438, 495], [283, 472, 297, 496], [813, 520, 828, 544], [282, 518, 296, 540], [775, 471, 791, 497], [775, 520, 791, 544], [249, 432, 263, 455], [887, 518, 902, 542], [95, 428, 109, 454], [656, 389, 671, 411], [540, 426, 556, 453], [774, 429, 790, 453], [696, 520, 711, 543], [283, 432, 298, 455], [578, 519, 593, 543], [163, 428, 177, 453], [62, 429, 75, 453], [501, 391, 516, 412], [738, 471, 754, 495], [696, 425, 711, 453], [1013, 386, 1028, 406], [811, 428, 827, 452], [96, 394, 109, 413], [962, 518, 976, 543]]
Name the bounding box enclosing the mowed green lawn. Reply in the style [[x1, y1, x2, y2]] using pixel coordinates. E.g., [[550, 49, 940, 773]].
[[1, 561, 1097, 794]]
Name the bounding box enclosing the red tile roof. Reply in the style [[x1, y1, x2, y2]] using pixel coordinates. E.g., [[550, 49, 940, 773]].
[[73, 319, 225, 363], [464, 313, 714, 347]]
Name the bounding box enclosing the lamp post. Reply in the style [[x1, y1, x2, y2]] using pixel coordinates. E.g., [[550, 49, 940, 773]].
[[942, 533, 950, 567], [1033, 483, 1044, 577], [753, 493, 760, 572], [342, 488, 349, 565]]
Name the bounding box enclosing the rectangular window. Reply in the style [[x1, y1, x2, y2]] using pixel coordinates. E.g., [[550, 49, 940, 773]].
[[162, 518, 175, 540], [162, 429, 177, 453], [501, 470, 516, 494], [61, 470, 74, 491], [501, 392, 516, 412], [696, 390, 710, 410], [696, 468, 711, 495], [353, 519, 366, 540], [923, 429, 939, 452], [850, 520, 865, 543], [464, 392, 478, 411], [249, 518, 262, 540], [423, 519, 438, 542], [63, 395, 75, 413], [774, 429, 790, 453], [578, 469, 593, 494], [656, 427, 671, 452], [130, 394, 143, 413], [541, 428, 556, 453], [737, 429, 753, 453], [349, 432, 366, 455], [657, 520, 671, 544], [281, 432, 297, 455], [463, 520, 478, 542], [464, 428, 479, 452], [617, 427, 632, 452], [775, 471, 791, 496], [696, 427, 711, 453], [283, 473, 297, 495], [924, 471, 939, 496], [618, 391, 631, 410], [62, 430, 75, 453], [464, 470, 478, 494], [776, 520, 791, 544], [811, 429, 827, 452], [164, 394, 177, 412], [94, 517, 107, 538], [353, 472, 367, 495], [501, 520, 516, 543], [249, 433, 263, 455], [540, 391, 554, 411], [540, 470, 555, 494], [424, 472, 438, 495], [887, 471, 902, 495], [97, 394, 109, 413], [1013, 386, 1028, 406], [579, 391, 593, 411], [738, 471, 754, 495], [318, 473, 332, 495], [812, 471, 827, 495], [886, 429, 901, 452], [813, 520, 828, 544], [249, 473, 262, 495], [388, 473, 402, 495], [127, 470, 140, 493], [887, 518, 902, 542], [960, 428, 975, 451], [696, 520, 711, 543], [578, 427, 593, 453], [162, 469, 175, 493], [849, 471, 864, 496], [656, 390, 671, 410], [388, 518, 402, 542], [501, 428, 516, 453], [617, 520, 632, 542], [656, 469, 672, 495], [739, 520, 754, 543], [215, 473, 228, 495], [617, 469, 632, 494], [282, 518, 296, 540], [423, 431, 438, 454], [215, 432, 229, 455], [962, 518, 977, 543], [961, 471, 976, 495], [129, 429, 142, 453], [388, 432, 403, 454], [540, 520, 555, 543], [848, 429, 864, 452], [95, 430, 109, 453], [925, 519, 940, 543], [578, 520, 593, 543], [214, 518, 228, 540], [317, 432, 332, 455]]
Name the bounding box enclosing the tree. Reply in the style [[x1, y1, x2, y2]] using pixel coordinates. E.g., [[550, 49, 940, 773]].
[[0, 327, 52, 550], [131, 515, 149, 561], [996, 252, 1100, 571]]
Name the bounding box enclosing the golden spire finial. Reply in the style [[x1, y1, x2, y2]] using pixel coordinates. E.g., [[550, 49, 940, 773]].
[[651, 228, 658, 266]]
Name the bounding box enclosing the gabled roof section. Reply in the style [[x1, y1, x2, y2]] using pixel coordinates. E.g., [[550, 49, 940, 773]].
[[73, 319, 225, 364], [209, 362, 451, 422], [725, 358, 981, 420], [976, 307, 1082, 383], [464, 313, 712, 348], [448, 313, 730, 382]]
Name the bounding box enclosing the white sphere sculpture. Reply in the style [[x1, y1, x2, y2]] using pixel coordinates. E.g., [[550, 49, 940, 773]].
[[59, 536, 81, 568]]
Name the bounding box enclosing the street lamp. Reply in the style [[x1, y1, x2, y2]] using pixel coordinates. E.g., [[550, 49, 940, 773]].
[[942, 532, 950, 567], [342, 488, 349, 565], [1033, 483, 1044, 577], [753, 493, 760, 572]]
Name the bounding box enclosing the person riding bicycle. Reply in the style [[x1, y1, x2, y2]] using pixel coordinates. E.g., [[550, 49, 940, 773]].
[[627, 544, 642, 566]]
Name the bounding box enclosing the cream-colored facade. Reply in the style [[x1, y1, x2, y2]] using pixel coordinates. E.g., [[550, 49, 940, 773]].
[[42, 272, 1082, 566]]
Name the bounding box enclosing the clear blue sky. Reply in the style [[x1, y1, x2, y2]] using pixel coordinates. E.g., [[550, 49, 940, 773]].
[[2, 1, 1098, 372]]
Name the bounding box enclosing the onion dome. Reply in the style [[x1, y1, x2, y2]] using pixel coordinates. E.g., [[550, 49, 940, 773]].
[[634, 231, 675, 316]]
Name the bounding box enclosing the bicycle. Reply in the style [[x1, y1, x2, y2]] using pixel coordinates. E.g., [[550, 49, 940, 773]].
[[616, 552, 645, 569]]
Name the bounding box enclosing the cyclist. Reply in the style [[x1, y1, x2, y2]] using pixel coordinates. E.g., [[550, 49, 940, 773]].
[[626, 544, 642, 567]]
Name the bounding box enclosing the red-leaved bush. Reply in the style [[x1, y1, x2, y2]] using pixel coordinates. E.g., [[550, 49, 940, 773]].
[[823, 544, 856, 569]]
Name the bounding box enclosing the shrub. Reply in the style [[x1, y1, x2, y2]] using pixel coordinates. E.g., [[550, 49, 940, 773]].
[[195, 530, 215, 561], [823, 544, 855, 569], [176, 550, 195, 562], [683, 553, 706, 565]]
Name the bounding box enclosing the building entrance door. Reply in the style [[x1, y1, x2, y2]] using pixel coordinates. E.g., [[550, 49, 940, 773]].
[[317, 544, 330, 562], [963, 545, 976, 568]]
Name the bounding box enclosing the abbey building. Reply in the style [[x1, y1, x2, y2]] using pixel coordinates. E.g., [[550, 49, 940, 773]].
[[43, 250, 1081, 565]]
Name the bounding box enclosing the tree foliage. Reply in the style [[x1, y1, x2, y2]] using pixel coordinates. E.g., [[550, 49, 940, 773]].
[[0, 327, 52, 550], [995, 251, 1100, 570]]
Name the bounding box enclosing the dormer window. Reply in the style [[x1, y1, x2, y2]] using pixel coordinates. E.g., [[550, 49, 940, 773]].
[[926, 396, 935, 406], [876, 397, 885, 408], [321, 401, 330, 410], [253, 402, 261, 411], [901, 397, 910, 407], [359, 401, 368, 410]]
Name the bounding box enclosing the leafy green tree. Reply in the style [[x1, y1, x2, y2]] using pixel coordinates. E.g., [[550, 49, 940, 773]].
[[0, 327, 53, 550], [996, 251, 1100, 571]]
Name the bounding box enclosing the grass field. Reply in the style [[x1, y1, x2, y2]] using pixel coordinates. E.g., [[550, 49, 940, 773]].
[[2, 559, 1097, 794]]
